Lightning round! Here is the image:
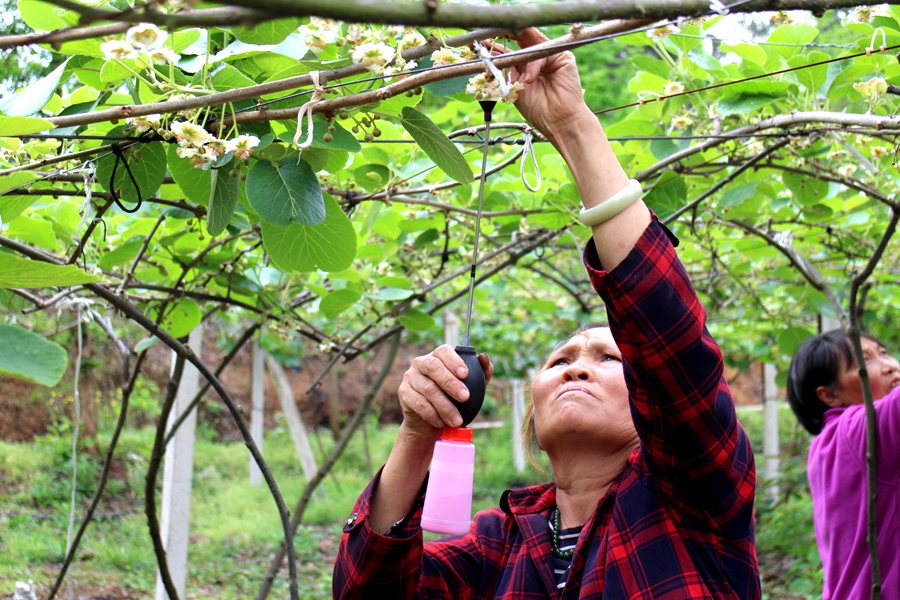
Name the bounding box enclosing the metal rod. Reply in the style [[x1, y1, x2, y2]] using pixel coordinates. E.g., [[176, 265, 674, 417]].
[[463, 101, 495, 347]]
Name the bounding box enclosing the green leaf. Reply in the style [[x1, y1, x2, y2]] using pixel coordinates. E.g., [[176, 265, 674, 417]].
[[0, 116, 54, 136], [782, 171, 827, 207], [98, 240, 143, 270], [777, 326, 816, 357], [399, 106, 473, 184], [246, 157, 325, 225], [18, 0, 76, 30], [231, 19, 300, 44], [398, 308, 436, 332], [768, 24, 818, 58], [0, 253, 99, 288], [96, 137, 167, 206], [0, 59, 70, 117], [368, 287, 414, 301], [211, 64, 257, 91], [207, 169, 240, 236], [158, 298, 202, 338], [719, 182, 759, 208], [320, 288, 362, 319], [168, 143, 211, 206], [261, 195, 356, 272], [0, 196, 34, 222], [134, 336, 160, 352], [0, 324, 67, 386], [644, 175, 687, 219], [717, 90, 782, 115], [0, 172, 38, 196]]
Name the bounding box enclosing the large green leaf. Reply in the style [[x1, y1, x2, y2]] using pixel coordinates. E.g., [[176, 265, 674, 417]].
[[96, 138, 167, 207], [398, 308, 436, 332], [644, 175, 687, 219], [320, 288, 362, 319], [0, 324, 67, 386], [207, 169, 240, 236], [261, 195, 356, 272], [0, 59, 70, 117], [399, 106, 473, 184], [18, 0, 76, 31], [157, 298, 202, 338], [782, 171, 827, 207], [0, 253, 99, 288], [716, 82, 788, 115], [167, 143, 211, 206], [246, 157, 325, 225], [231, 19, 300, 44], [0, 116, 54, 136]]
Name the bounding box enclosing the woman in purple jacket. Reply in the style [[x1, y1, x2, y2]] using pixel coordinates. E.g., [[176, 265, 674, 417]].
[[787, 330, 900, 600], [334, 28, 760, 599]]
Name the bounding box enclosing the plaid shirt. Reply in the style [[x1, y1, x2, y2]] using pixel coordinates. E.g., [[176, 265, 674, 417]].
[[334, 217, 760, 599]]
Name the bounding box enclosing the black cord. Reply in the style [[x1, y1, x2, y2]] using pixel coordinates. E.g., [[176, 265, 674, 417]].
[[108, 146, 143, 214]]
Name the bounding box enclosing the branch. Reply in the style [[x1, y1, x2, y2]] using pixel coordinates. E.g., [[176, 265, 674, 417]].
[[661, 138, 790, 225], [0, 22, 128, 50], [37, 2, 279, 28], [45, 28, 504, 129], [205, 0, 891, 28], [638, 112, 900, 182], [68, 197, 115, 265], [721, 218, 847, 322], [0, 234, 301, 600], [255, 331, 402, 600]]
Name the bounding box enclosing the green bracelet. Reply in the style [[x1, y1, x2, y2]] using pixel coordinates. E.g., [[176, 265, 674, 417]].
[[578, 179, 643, 227]]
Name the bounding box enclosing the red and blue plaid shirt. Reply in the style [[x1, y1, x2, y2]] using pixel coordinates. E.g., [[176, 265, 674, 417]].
[[334, 217, 760, 599]]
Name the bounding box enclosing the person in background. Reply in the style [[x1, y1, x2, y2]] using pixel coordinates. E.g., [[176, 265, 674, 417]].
[[787, 329, 900, 600], [333, 27, 760, 599]]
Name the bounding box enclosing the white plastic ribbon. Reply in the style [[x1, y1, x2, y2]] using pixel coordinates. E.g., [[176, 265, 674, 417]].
[[293, 71, 326, 150], [474, 41, 511, 98], [867, 28, 887, 54], [520, 129, 542, 192], [708, 0, 729, 15]]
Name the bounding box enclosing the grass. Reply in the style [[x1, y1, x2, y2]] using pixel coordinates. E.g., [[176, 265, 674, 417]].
[[0, 406, 821, 598]]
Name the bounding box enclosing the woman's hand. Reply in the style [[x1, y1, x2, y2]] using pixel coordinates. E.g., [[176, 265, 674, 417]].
[[398, 345, 494, 439], [502, 28, 594, 144]]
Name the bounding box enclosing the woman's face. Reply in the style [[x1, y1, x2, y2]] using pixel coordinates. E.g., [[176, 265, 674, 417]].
[[530, 327, 637, 454], [832, 337, 900, 405]]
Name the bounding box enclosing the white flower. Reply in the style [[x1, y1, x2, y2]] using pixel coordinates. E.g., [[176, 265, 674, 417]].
[[671, 115, 693, 130], [838, 164, 857, 178], [431, 47, 464, 66], [299, 17, 340, 50], [126, 23, 168, 52], [170, 121, 214, 147], [664, 81, 684, 96], [351, 42, 395, 72], [148, 47, 178, 64], [465, 73, 523, 102], [398, 31, 426, 51], [848, 5, 890, 23], [128, 114, 161, 133], [871, 145, 889, 159], [225, 134, 260, 160], [647, 25, 678, 40], [176, 146, 199, 159], [101, 40, 138, 60]]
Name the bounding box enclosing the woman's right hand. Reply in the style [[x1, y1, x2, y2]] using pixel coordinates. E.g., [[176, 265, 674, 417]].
[[397, 345, 494, 439]]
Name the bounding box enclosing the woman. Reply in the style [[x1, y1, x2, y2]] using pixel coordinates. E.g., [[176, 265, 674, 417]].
[[333, 28, 760, 599], [787, 330, 900, 600]]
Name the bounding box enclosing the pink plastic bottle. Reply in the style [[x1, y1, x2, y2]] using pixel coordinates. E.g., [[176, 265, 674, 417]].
[[421, 426, 475, 535]]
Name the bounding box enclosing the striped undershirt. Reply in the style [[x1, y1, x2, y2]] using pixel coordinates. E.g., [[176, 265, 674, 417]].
[[549, 516, 582, 590]]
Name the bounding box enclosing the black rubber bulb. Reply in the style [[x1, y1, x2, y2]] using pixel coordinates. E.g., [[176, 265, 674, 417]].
[[453, 345, 486, 426]]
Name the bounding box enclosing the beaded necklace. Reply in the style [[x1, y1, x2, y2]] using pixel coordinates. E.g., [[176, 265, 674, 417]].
[[550, 506, 574, 560]]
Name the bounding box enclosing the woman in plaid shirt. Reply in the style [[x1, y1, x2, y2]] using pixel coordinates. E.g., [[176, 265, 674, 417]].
[[334, 28, 760, 599]]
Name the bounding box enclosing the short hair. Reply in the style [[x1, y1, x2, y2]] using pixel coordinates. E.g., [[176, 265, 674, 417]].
[[521, 322, 610, 470], [786, 329, 882, 435]]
